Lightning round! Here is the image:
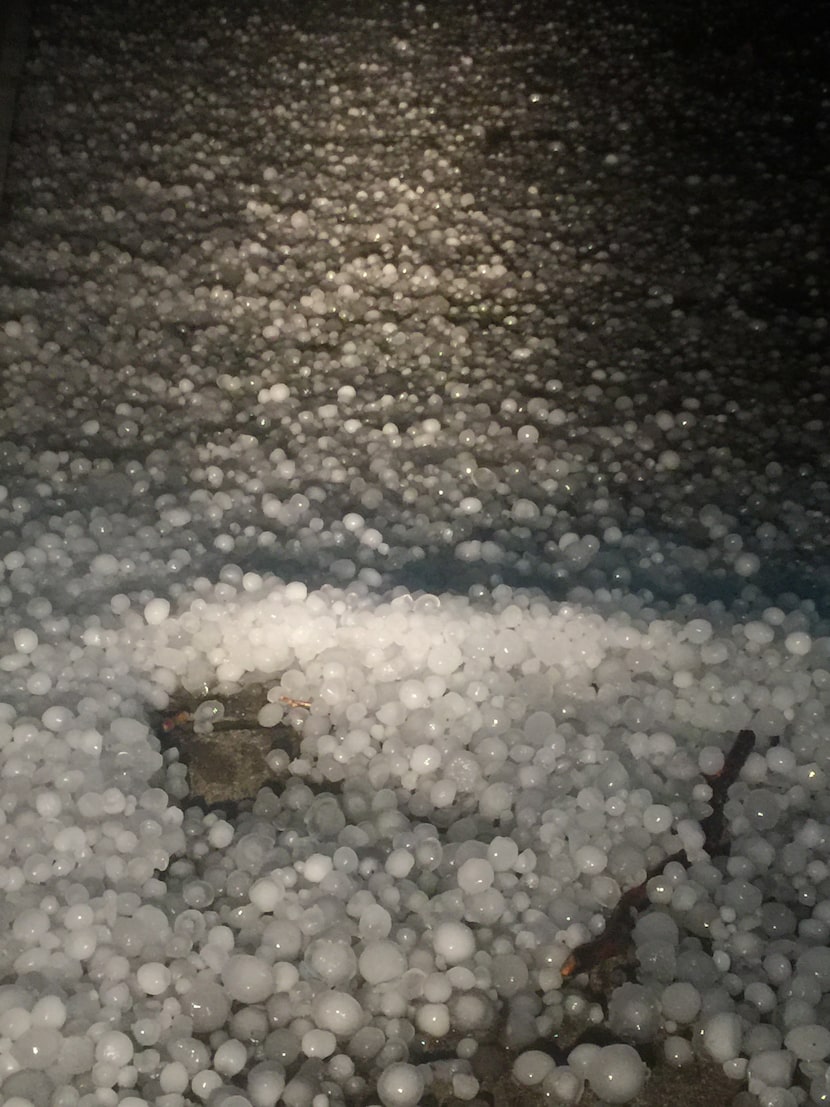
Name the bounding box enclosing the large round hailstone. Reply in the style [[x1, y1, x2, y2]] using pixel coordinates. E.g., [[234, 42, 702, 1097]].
[[513, 1049, 556, 1085], [181, 979, 231, 1033], [457, 857, 495, 893], [311, 990, 363, 1037], [608, 983, 660, 1042], [427, 642, 463, 675], [573, 845, 607, 875], [221, 955, 275, 1004], [701, 1012, 742, 1062], [136, 961, 172, 996], [376, 1062, 425, 1107], [358, 940, 406, 984], [433, 921, 475, 964], [747, 1049, 796, 1087], [660, 981, 701, 1024], [797, 946, 830, 988], [306, 939, 357, 985], [144, 597, 171, 625], [784, 1024, 830, 1061], [587, 1044, 646, 1103]]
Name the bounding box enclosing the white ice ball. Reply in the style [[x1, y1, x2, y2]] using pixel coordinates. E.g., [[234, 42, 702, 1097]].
[[376, 1062, 425, 1107], [433, 921, 475, 964], [221, 955, 275, 1004], [586, 1044, 646, 1104]]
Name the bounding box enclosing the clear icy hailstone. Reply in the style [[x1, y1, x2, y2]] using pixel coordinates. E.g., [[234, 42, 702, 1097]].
[[586, 1044, 646, 1104], [376, 1062, 425, 1107]]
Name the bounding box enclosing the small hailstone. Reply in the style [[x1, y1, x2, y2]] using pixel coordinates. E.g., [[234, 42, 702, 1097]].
[[663, 1036, 694, 1067]]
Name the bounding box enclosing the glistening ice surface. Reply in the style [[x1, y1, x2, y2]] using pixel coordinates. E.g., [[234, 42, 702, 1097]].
[[0, 0, 829, 1105]]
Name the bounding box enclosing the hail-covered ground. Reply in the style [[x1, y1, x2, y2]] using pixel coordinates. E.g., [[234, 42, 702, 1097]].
[[0, 0, 829, 1105]]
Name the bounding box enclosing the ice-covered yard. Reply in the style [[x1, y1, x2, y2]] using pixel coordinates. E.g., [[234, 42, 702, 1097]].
[[0, 0, 828, 1105]]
